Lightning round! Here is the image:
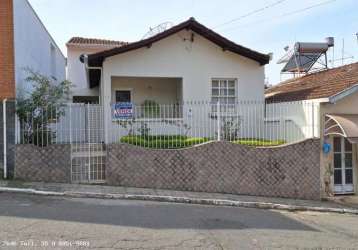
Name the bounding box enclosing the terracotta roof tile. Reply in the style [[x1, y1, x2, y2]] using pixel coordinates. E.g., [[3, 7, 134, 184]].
[[265, 62, 358, 102], [67, 37, 128, 47]]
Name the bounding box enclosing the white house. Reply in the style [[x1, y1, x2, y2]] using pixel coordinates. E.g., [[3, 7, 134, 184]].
[[67, 37, 127, 103], [66, 18, 270, 142]]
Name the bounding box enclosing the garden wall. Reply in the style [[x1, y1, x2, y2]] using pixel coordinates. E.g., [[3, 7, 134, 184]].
[[15, 144, 71, 183], [13, 139, 321, 200], [107, 139, 321, 200]]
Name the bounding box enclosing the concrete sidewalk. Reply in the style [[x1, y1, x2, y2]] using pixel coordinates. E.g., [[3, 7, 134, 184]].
[[0, 180, 357, 215]]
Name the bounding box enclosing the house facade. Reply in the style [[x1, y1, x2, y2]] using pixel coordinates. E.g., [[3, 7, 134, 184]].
[[266, 62, 358, 197], [0, 0, 66, 177], [0, 0, 66, 100], [67, 18, 270, 142]]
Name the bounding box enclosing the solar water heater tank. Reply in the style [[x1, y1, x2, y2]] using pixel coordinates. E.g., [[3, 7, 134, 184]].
[[294, 42, 329, 53]]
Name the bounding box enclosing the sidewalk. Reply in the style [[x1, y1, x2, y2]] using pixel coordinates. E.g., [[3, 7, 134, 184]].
[[0, 180, 357, 215]]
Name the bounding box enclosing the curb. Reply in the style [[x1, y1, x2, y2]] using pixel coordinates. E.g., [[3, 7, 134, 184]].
[[1, 187, 358, 215], [0, 187, 64, 197]]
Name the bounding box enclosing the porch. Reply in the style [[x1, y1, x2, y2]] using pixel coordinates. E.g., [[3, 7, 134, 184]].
[[111, 76, 183, 117]]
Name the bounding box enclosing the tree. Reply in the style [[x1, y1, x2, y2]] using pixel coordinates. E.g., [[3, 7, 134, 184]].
[[16, 70, 72, 146]]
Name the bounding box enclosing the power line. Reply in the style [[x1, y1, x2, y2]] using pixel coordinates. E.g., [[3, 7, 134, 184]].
[[213, 0, 287, 29], [219, 0, 337, 32]]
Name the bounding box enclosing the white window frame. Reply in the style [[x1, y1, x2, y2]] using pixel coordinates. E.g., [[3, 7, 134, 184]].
[[333, 136, 355, 194], [211, 78, 237, 104], [211, 78, 237, 114]]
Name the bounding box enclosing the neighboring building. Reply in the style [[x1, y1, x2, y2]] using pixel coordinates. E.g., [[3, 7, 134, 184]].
[[66, 37, 127, 103], [0, 0, 66, 100], [0, 0, 65, 177], [67, 17, 270, 142], [266, 62, 358, 196]]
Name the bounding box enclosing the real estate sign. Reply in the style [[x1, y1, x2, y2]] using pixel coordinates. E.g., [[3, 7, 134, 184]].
[[112, 103, 134, 119]]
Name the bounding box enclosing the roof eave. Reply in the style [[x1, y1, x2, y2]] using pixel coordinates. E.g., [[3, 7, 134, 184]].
[[66, 43, 121, 50], [87, 18, 270, 66], [329, 83, 358, 103]]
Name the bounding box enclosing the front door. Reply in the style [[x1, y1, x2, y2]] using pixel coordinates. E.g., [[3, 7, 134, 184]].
[[333, 137, 354, 194]]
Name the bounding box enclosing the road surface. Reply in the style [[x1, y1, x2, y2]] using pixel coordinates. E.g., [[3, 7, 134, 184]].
[[0, 193, 357, 249]]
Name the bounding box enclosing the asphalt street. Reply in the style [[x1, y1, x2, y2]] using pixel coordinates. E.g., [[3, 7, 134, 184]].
[[0, 193, 357, 249]]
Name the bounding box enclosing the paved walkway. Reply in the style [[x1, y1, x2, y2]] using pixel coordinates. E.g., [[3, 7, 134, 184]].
[[0, 180, 357, 214]]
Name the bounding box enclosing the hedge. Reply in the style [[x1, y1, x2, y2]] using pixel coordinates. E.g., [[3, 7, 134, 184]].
[[120, 135, 285, 148], [233, 139, 285, 147], [120, 135, 209, 149]]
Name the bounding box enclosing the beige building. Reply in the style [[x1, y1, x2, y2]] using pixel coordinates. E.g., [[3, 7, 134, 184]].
[[266, 62, 358, 197], [66, 18, 270, 143]]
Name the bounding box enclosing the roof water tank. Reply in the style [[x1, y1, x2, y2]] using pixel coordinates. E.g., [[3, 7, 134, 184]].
[[294, 42, 329, 53], [325, 37, 334, 47]]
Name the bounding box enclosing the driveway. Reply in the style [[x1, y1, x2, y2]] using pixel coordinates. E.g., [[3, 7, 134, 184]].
[[0, 193, 357, 249]]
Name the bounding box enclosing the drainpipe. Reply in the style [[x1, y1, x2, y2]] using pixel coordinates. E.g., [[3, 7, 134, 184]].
[[2, 98, 7, 179]]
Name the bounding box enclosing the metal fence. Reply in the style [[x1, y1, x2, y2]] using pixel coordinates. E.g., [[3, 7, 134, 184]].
[[16, 100, 320, 148], [109, 100, 320, 147], [15, 103, 105, 183], [10, 100, 320, 183]]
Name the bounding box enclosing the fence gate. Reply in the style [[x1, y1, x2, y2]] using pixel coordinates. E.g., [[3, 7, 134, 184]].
[[70, 104, 106, 183]]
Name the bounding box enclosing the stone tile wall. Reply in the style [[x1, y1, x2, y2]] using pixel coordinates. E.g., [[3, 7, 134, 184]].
[[106, 139, 321, 200], [14, 139, 321, 200], [15, 144, 71, 183]]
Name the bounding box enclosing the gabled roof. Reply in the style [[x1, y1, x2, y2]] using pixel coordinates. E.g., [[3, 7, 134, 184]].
[[265, 62, 358, 102], [67, 37, 128, 47], [86, 17, 270, 67]]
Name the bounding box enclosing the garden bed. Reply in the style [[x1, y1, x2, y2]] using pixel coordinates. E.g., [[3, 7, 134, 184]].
[[120, 135, 285, 148], [233, 139, 286, 147], [120, 135, 210, 149]]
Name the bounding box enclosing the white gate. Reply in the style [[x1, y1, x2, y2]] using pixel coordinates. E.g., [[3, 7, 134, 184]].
[[69, 104, 106, 183]]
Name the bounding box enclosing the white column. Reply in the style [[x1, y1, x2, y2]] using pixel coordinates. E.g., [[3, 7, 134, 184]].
[[102, 69, 112, 144]]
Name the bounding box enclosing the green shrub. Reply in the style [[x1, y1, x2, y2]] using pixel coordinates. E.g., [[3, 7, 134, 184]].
[[120, 136, 146, 145], [144, 135, 188, 141], [185, 137, 208, 145], [120, 135, 284, 148], [120, 135, 209, 149], [233, 138, 285, 147]]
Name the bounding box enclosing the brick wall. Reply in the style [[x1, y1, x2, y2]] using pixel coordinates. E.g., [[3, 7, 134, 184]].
[[107, 139, 321, 200], [15, 144, 71, 183], [0, 0, 15, 100]]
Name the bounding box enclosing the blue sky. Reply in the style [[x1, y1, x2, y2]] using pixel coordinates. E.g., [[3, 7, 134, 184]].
[[29, 0, 358, 85]]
